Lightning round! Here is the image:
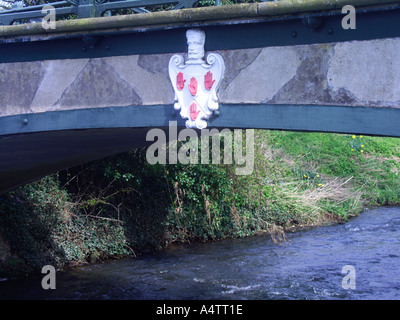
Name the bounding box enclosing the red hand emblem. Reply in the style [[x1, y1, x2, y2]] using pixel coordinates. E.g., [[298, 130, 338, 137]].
[[176, 72, 185, 90], [204, 71, 215, 90], [190, 102, 200, 120], [189, 77, 198, 96]]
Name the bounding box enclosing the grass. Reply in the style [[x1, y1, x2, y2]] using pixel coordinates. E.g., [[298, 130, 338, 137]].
[[248, 130, 400, 226]]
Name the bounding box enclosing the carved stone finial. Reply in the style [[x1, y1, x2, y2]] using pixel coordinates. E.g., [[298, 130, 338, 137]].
[[186, 29, 206, 64]]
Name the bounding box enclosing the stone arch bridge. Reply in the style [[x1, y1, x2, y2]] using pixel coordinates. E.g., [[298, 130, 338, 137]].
[[1, 0, 400, 193]]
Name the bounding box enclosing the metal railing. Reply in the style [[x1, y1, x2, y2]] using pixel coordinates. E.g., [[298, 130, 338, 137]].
[[0, 0, 200, 25], [0, 0, 281, 26]]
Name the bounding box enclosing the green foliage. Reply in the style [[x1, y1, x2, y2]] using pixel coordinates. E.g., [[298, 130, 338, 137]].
[[0, 175, 68, 272], [261, 131, 400, 213], [165, 162, 234, 241], [2, 129, 400, 276], [0, 174, 131, 275]]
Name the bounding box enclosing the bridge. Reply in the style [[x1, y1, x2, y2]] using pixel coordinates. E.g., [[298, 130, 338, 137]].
[[1, 0, 400, 193]]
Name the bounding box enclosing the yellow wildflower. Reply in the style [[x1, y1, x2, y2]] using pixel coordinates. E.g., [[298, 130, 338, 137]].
[[352, 135, 356, 139], [361, 150, 364, 153], [360, 135, 363, 138], [361, 145, 364, 147], [351, 149, 354, 151]]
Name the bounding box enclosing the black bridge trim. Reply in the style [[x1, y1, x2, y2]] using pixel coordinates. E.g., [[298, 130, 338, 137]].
[[1, 103, 400, 137], [1, 103, 399, 193]]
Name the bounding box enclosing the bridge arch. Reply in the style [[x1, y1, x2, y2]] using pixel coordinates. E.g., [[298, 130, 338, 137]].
[[1, 0, 400, 193]]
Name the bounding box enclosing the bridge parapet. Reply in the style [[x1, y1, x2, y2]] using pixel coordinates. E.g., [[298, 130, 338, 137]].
[[1, 0, 400, 130], [1, 36, 400, 119]]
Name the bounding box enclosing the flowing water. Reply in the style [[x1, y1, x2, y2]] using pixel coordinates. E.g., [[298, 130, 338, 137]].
[[2, 206, 400, 300]]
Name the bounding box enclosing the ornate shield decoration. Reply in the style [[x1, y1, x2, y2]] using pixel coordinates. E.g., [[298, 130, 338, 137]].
[[168, 29, 225, 129]]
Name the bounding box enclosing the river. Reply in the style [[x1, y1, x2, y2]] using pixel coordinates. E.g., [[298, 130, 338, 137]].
[[2, 206, 400, 300]]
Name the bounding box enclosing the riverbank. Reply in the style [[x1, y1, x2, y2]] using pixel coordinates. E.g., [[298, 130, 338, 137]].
[[1, 130, 400, 277], [3, 206, 400, 300]]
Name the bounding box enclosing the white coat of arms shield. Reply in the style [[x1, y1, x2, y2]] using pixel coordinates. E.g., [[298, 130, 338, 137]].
[[168, 29, 225, 129]]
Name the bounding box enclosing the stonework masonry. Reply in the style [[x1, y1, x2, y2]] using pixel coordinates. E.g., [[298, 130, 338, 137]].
[[1, 37, 400, 117]]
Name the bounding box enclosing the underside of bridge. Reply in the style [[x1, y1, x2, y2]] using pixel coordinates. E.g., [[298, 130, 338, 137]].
[[2, 103, 400, 194], [0, 128, 152, 194], [1, 0, 400, 193]]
